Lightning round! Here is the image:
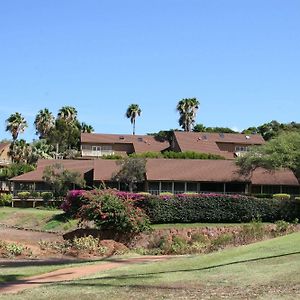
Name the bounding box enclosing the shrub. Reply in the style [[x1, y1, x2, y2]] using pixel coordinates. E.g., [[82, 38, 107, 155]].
[[31, 191, 40, 199], [41, 192, 53, 202], [0, 193, 13, 206], [17, 191, 31, 200], [78, 189, 151, 233], [209, 233, 234, 251], [72, 236, 107, 255], [61, 190, 86, 216], [252, 193, 273, 199], [273, 194, 291, 201]]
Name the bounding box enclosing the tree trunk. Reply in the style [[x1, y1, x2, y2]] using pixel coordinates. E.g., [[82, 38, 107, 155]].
[[133, 119, 136, 135]]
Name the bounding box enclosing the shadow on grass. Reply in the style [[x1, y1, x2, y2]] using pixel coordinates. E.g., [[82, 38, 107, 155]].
[[61, 251, 300, 285], [1, 251, 299, 292], [0, 275, 23, 284]]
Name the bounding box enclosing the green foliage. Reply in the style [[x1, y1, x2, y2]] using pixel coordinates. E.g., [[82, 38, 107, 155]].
[[193, 124, 237, 133], [209, 233, 234, 250], [236, 132, 300, 179], [275, 220, 291, 234], [101, 154, 123, 160], [72, 236, 107, 254], [0, 163, 35, 180], [31, 191, 40, 199], [177, 98, 199, 131], [139, 194, 300, 224], [42, 163, 85, 197], [8, 139, 31, 163], [17, 191, 31, 200], [78, 189, 151, 233], [41, 192, 53, 202], [130, 151, 224, 160], [162, 151, 224, 159], [129, 152, 163, 159], [273, 194, 291, 200], [5, 112, 27, 141], [0, 194, 13, 206], [126, 104, 141, 135], [113, 157, 146, 192]]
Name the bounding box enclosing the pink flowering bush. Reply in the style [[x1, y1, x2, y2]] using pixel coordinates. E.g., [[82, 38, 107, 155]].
[[77, 189, 151, 233], [61, 190, 86, 216]]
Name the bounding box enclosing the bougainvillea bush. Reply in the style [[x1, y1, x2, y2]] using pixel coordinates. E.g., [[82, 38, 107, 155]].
[[62, 189, 150, 233]]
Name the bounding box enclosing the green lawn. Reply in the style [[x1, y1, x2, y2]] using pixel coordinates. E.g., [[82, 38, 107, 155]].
[[1, 232, 299, 299], [0, 207, 78, 232]]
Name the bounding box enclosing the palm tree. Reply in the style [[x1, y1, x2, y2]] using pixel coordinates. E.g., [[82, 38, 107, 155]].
[[176, 98, 200, 131], [5, 112, 28, 141], [29, 139, 54, 163], [34, 108, 55, 139], [8, 139, 31, 163], [57, 106, 78, 124], [80, 122, 94, 133], [126, 104, 141, 135]]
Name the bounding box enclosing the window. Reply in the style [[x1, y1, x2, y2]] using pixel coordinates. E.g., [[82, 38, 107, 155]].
[[91, 145, 113, 156], [235, 146, 249, 152]]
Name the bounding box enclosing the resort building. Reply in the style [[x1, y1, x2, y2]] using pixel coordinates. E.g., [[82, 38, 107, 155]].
[[10, 159, 300, 196], [81, 133, 170, 157], [171, 132, 265, 159]]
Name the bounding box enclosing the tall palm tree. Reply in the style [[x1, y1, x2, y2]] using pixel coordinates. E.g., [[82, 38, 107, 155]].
[[80, 122, 94, 133], [34, 108, 55, 139], [176, 98, 200, 131], [5, 112, 28, 141], [57, 106, 78, 124], [126, 104, 141, 135]]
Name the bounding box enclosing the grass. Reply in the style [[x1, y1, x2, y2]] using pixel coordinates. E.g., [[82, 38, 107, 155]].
[[0, 207, 78, 233], [1, 232, 299, 299]]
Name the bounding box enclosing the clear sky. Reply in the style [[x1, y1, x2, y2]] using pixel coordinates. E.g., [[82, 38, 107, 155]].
[[0, 0, 299, 141]]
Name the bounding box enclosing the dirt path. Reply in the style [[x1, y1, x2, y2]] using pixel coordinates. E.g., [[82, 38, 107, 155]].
[[0, 256, 175, 295], [0, 227, 63, 245]]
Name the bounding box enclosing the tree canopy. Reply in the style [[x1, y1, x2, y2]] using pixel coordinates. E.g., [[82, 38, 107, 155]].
[[112, 157, 146, 192], [236, 132, 300, 180]]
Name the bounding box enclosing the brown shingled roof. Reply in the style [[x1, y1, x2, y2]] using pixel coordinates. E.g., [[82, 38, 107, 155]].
[[146, 159, 247, 182], [173, 132, 265, 159], [10, 158, 299, 187], [11, 159, 94, 182], [81, 133, 169, 153]]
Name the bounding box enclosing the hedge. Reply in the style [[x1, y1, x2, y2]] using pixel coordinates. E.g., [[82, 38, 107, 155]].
[[137, 194, 300, 223], [62, 190, 300, 224]]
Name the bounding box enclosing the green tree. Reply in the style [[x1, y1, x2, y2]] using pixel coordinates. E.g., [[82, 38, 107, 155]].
[[8, 139, 31, 163], [0, 163, 35, 180], [34, 108, 55, 139], [57, 106, 78, 124], [236, 132, 300, 180], [42, 163, 85, 197], [126, 104, 141, 135], [176, 98, 199, 131], [5, 112, 27, 141], [193, 123, 237, 133], [28, 139, 54, 164], [113, 157, 146, 192], [80, 122, 94, 133]]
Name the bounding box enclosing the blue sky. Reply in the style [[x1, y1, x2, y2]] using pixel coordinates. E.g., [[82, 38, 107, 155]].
[[0, 0, 299, 141]]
